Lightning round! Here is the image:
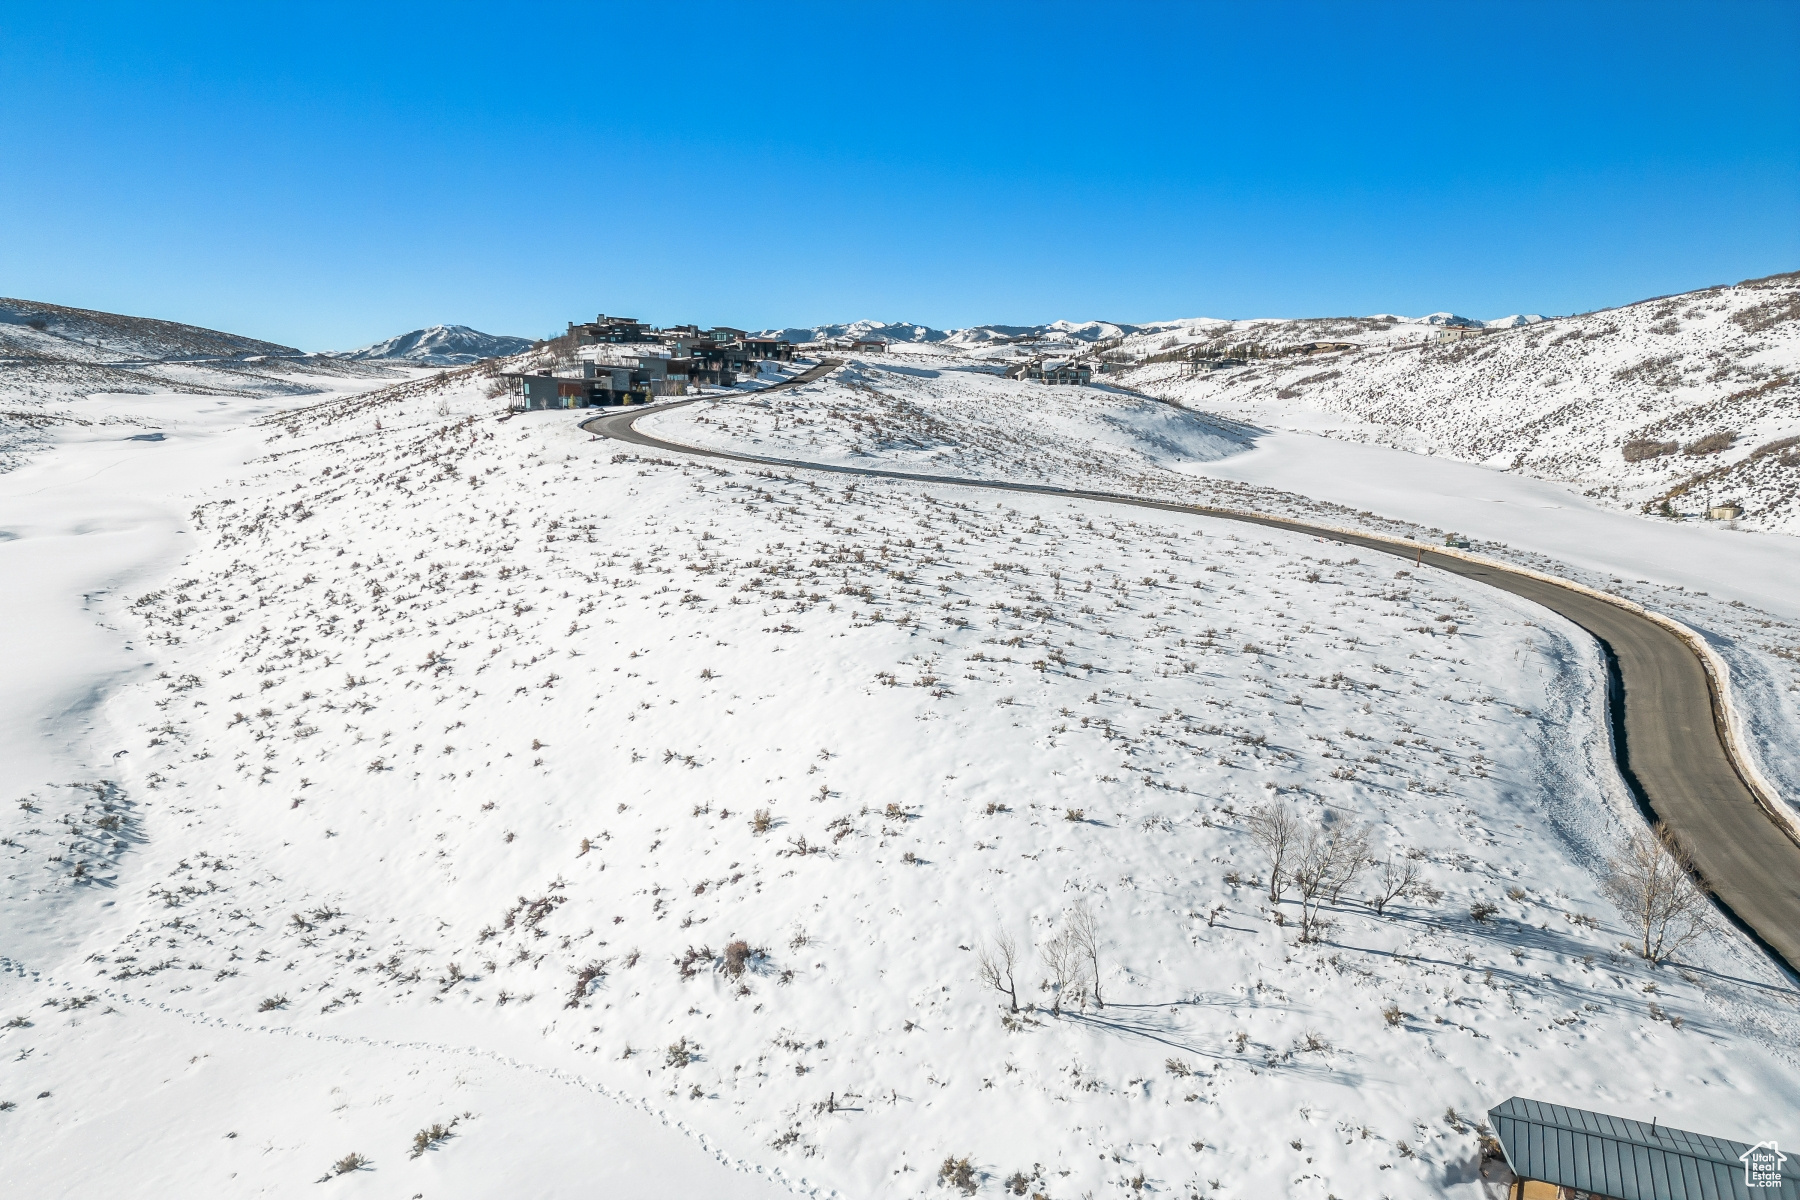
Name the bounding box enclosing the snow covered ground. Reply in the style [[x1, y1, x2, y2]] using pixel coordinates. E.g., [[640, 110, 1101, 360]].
[[648, 353, 1800, 821], [5, 359, 1799, 1199], [786, 272, 1800, 532], [1113, 271, 1800, 535]]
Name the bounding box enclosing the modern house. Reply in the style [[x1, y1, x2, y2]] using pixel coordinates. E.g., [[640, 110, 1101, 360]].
[[1487, 1096, 1798, 1200], [849, 338, 889, 354], [1433, 326, 1487, 345], [568, 315, 655, 344], [1006, 359, 1092, 385], [507, 361, 640, 409], [742, 336, 795, 361]]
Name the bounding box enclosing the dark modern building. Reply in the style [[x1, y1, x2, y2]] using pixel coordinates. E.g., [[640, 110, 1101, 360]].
[[506, 362, 640, 409], [568, 315, 655, 344]]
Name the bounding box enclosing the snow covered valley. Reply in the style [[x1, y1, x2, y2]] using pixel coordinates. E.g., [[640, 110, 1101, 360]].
[[4, 358, 1800, 1199], [1114, 271, 1800, 536]]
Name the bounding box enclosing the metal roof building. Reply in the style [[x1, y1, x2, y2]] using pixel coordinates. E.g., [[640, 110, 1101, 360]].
[[1489, 1097, 1797, 1200]]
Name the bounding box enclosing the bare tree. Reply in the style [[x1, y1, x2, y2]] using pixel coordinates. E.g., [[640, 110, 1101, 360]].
[[1067, 902, 1105, 1009], [1244, 801, 1302, 904], [1603, 825, 1711, 964], [1368, 853, 1421, 916], [976, 931, 1020, 1012], [1041, 928, 1088, 1016], [1330, 831, 1374, 906], [1290, 820, 1371, 942]]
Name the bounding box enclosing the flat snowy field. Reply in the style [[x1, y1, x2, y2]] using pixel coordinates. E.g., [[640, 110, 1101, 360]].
[[3, 359, 1798, 1199]]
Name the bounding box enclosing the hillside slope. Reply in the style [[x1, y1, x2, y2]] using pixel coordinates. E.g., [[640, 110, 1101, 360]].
[[1116, 272, 1800, 533], [4, 364, 1798, 1199], [0, 297, 401, 471]]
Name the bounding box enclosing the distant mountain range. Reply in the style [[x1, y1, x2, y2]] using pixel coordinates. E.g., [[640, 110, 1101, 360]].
[[338, 325, 533, 367], [759, 313, 1542, 346]]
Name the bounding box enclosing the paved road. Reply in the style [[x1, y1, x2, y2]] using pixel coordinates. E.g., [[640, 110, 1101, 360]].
[[582, 362, 1800, 975]]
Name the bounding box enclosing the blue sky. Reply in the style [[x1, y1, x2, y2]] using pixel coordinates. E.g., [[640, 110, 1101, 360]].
[[2, 0, 1796, 350]]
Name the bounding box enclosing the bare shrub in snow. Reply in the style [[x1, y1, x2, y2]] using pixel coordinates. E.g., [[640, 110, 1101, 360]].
[[975, 930, 1021, 1012], [1604, 825, 1711, 964], [329, 1152, 368, 1176], [567, 960, 606, 1007], [938, 1155, 978, 1195], [1367, 854, 1420, 916], [675, 946, 714, 979], [1243, 801, 1302, 903], [1621, 439, 1678, 463], [409, 1117, 459, 1158], [1682, 430, 1737, 456], [722, 940, 764, 978]]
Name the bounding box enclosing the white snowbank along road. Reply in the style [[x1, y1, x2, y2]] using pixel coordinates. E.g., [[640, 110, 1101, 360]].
[[3, 313, 1799, 1198]]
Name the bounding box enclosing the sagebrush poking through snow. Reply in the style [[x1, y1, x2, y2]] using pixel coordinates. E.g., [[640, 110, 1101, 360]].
[[3, 349, 1798, 1199]]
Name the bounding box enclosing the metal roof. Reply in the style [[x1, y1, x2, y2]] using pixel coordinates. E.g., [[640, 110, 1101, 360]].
[[1489, 1097, 1797, 1200]]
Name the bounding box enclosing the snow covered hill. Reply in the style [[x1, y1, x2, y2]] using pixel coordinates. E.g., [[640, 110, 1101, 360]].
[[4, 359, 1798, 1199], [339, 324, 534, 367], [0, 297, 403, 472], [1, 296, 302, 363], [1111, 272, 1800, 533]]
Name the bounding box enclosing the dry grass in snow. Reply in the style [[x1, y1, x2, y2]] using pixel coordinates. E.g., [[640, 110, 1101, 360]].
[[4, 368, 1799, 1200]]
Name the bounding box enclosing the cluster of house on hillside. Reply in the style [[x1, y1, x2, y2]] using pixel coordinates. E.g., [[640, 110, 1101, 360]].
[[506, 314, 797, 410], [1174, 340, 1359, 374]]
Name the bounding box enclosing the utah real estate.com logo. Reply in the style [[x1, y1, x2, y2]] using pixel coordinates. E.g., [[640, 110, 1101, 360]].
[[1740, 1141, 1785, 1189]]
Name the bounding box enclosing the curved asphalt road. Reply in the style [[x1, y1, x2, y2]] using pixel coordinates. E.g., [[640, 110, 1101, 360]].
[[583, 360, 1800, 975]]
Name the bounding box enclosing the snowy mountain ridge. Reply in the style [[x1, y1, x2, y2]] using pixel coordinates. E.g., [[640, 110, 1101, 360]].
[[763, 311, 1543, 347], [1112, 270, 1800, 533], [337, 324, 533, 367]]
